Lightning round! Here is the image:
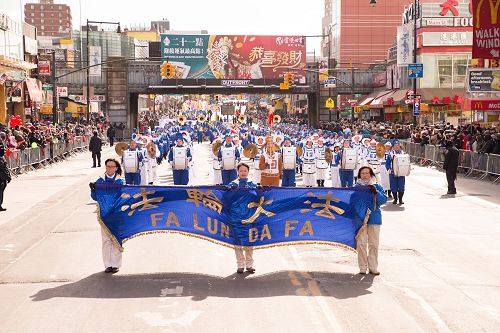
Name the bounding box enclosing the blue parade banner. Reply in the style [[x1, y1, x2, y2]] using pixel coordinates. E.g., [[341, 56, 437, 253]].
[[95, 185, 375, 252]]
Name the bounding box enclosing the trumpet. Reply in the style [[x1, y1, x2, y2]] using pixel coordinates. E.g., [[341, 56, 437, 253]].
[[197, 115, 206, 123], [177, 115, 186, 125], [238, 114, 247, 123], [273, 115, 282, 123]]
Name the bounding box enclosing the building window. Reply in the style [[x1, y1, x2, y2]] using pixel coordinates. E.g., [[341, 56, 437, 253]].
[[41, 19, 44, 23], [59, 20, 62, 24], [30, 5, 34, 9], [31, 13, 34, 17], [41, 26, 44, 30], [59, 13, 62, 17], [59, 5, 62, 10], [41, 5, 43, 9], [41, 13, 44, 17]]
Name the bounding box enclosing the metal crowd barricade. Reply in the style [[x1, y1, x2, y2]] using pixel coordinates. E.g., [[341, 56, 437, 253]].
[[486, 154, 500, 183], [74, 136, 83, 150], [458, 150, 472, 173], [466, 152, 489, 179], [5, 149, 21, 175], [424, 145, 436, 166], [20, 148, 34, 172], [29, 147, 42, 168]]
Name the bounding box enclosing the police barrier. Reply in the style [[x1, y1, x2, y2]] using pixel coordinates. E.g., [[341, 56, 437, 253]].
[[424, 145, 436, 166], [467, 153, 489, 179], [6, 135, 92, 174], [487, 154, 500, 183]]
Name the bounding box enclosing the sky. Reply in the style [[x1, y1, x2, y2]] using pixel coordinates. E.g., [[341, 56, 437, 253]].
[[22, 0, 324, 54]]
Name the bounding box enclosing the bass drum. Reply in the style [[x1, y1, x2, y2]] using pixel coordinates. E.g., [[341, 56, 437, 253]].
[[316, 159, 328, 169], [392, 154, 411, 177], [341, 148, 357, 170], [303, 162, 316, 174], [123, 150, 139, 173]]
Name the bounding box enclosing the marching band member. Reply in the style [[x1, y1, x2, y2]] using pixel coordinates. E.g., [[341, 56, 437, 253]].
[[122, 139, 143, 185], [228, 162, 257, 274], [379, 142, 392, 197], [138, 138, 150, 186], [168, 133, 192, 185], [355, 166, 387, 275], [315, 137, 328, 187], [211, 137, 223, 185], [281, 137, 300, 187], [218, 135, 240, 185], [337, 140, 354, 187], [90, 158, 125, 274], [301, 138, 316, 188], [259, 137, 283, 186], [253, 136, 265, 185], [330, 143, 341, 187], [386, 140, 405, 205], [366, 139, 381, 182]]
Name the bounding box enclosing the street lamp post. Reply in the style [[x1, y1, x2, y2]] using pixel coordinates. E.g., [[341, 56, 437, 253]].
[[86, 20, 120, 123], [51, 51, 57, 125], [412, 0, 419, 127]]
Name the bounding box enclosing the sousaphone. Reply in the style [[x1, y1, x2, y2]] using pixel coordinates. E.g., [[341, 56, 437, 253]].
[[295, 144, 303, 157], [114, 142, 129, 156], [177, 115, 187, 125]]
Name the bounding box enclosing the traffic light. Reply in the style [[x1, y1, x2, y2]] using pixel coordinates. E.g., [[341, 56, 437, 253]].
[[165, 63, 172, 78], [160, 63, 167, 78], [287, 73, 295, 86], [283, 73, 289, 85]]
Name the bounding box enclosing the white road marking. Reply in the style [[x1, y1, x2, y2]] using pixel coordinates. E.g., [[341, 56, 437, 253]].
[[385, 281, 453, 333], [135, 309, 202, 328], [160, 286, 184, 297]]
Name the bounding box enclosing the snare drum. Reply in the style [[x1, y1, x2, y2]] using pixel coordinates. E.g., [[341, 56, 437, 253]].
[[303, 162, 316, 174]]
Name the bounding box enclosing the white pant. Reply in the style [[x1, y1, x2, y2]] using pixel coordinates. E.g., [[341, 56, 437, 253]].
[[234, 248, 254, 269], [316, 167, 327, 180], [356, 225, 380, 273], [253, 169, 261, 184], [331, 166, 340, 187], [101, 227, 122, 268]]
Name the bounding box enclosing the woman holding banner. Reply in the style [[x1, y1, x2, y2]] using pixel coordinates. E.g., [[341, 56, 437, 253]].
[[90, 158, 125, 274], [355, 166, 387, 276]]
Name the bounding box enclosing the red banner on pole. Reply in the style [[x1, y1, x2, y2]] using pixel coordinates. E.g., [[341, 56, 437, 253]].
[[472, 0, 500, 59]]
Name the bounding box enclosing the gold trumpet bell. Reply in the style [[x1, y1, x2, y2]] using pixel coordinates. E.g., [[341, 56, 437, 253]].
[[212, 141, 222, 155], [197, 115, 206, 123], [238, 115, 247, 123], [177, 115, 186, 125], [273, 115, 281, 123]]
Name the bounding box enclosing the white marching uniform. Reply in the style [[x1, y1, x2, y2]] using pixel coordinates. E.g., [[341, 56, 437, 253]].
[[139, 147, 150, 185], [210, 151, 223, 185], [379, 151, 390, 190], [315, 145, 328, 181], [301, 146, 316, 187], [366, 147, 381, 183], [352, 142, 364, 174]]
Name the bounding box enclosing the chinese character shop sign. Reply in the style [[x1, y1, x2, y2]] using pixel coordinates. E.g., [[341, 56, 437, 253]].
[[472, 0, 500, 59], [161, 34, 306, 80]]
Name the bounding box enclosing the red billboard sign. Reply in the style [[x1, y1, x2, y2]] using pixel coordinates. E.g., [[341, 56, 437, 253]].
[[471, 99, 500, 110], [472, 0, 500, 59]]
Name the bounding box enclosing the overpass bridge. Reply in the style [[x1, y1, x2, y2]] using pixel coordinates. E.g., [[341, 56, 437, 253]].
[[56, 57, 380, 128]]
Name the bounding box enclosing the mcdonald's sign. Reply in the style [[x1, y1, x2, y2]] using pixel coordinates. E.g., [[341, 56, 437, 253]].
[[471, 99, 500, 110], [472, 0, 500, 59]]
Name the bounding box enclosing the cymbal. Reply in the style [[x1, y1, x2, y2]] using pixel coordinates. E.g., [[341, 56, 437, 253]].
[[115, 142, 128, 156]]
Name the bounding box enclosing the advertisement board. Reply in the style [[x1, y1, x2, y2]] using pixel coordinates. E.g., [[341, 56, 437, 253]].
[[89, 46, 102, 77], [472, 0, 500, 59], [471, 99, 500, 110], [397, 24, 414, 66], [161, 34, 306, 80], [467, 69, 500, 92]]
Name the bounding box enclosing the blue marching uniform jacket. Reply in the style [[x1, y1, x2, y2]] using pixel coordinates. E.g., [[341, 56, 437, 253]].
[[228, 178, 257, 188]]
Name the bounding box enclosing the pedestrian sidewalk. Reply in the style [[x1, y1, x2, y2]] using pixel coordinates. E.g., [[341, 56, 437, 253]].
[[1, 146, 116, 227]]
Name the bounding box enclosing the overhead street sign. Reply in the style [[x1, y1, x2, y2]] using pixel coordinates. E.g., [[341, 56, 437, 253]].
[[324, 78, 337, 88], [325, 97, 335, 108]]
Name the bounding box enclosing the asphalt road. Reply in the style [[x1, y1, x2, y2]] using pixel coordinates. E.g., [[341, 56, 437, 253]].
[[0, 142, 499, 333]]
